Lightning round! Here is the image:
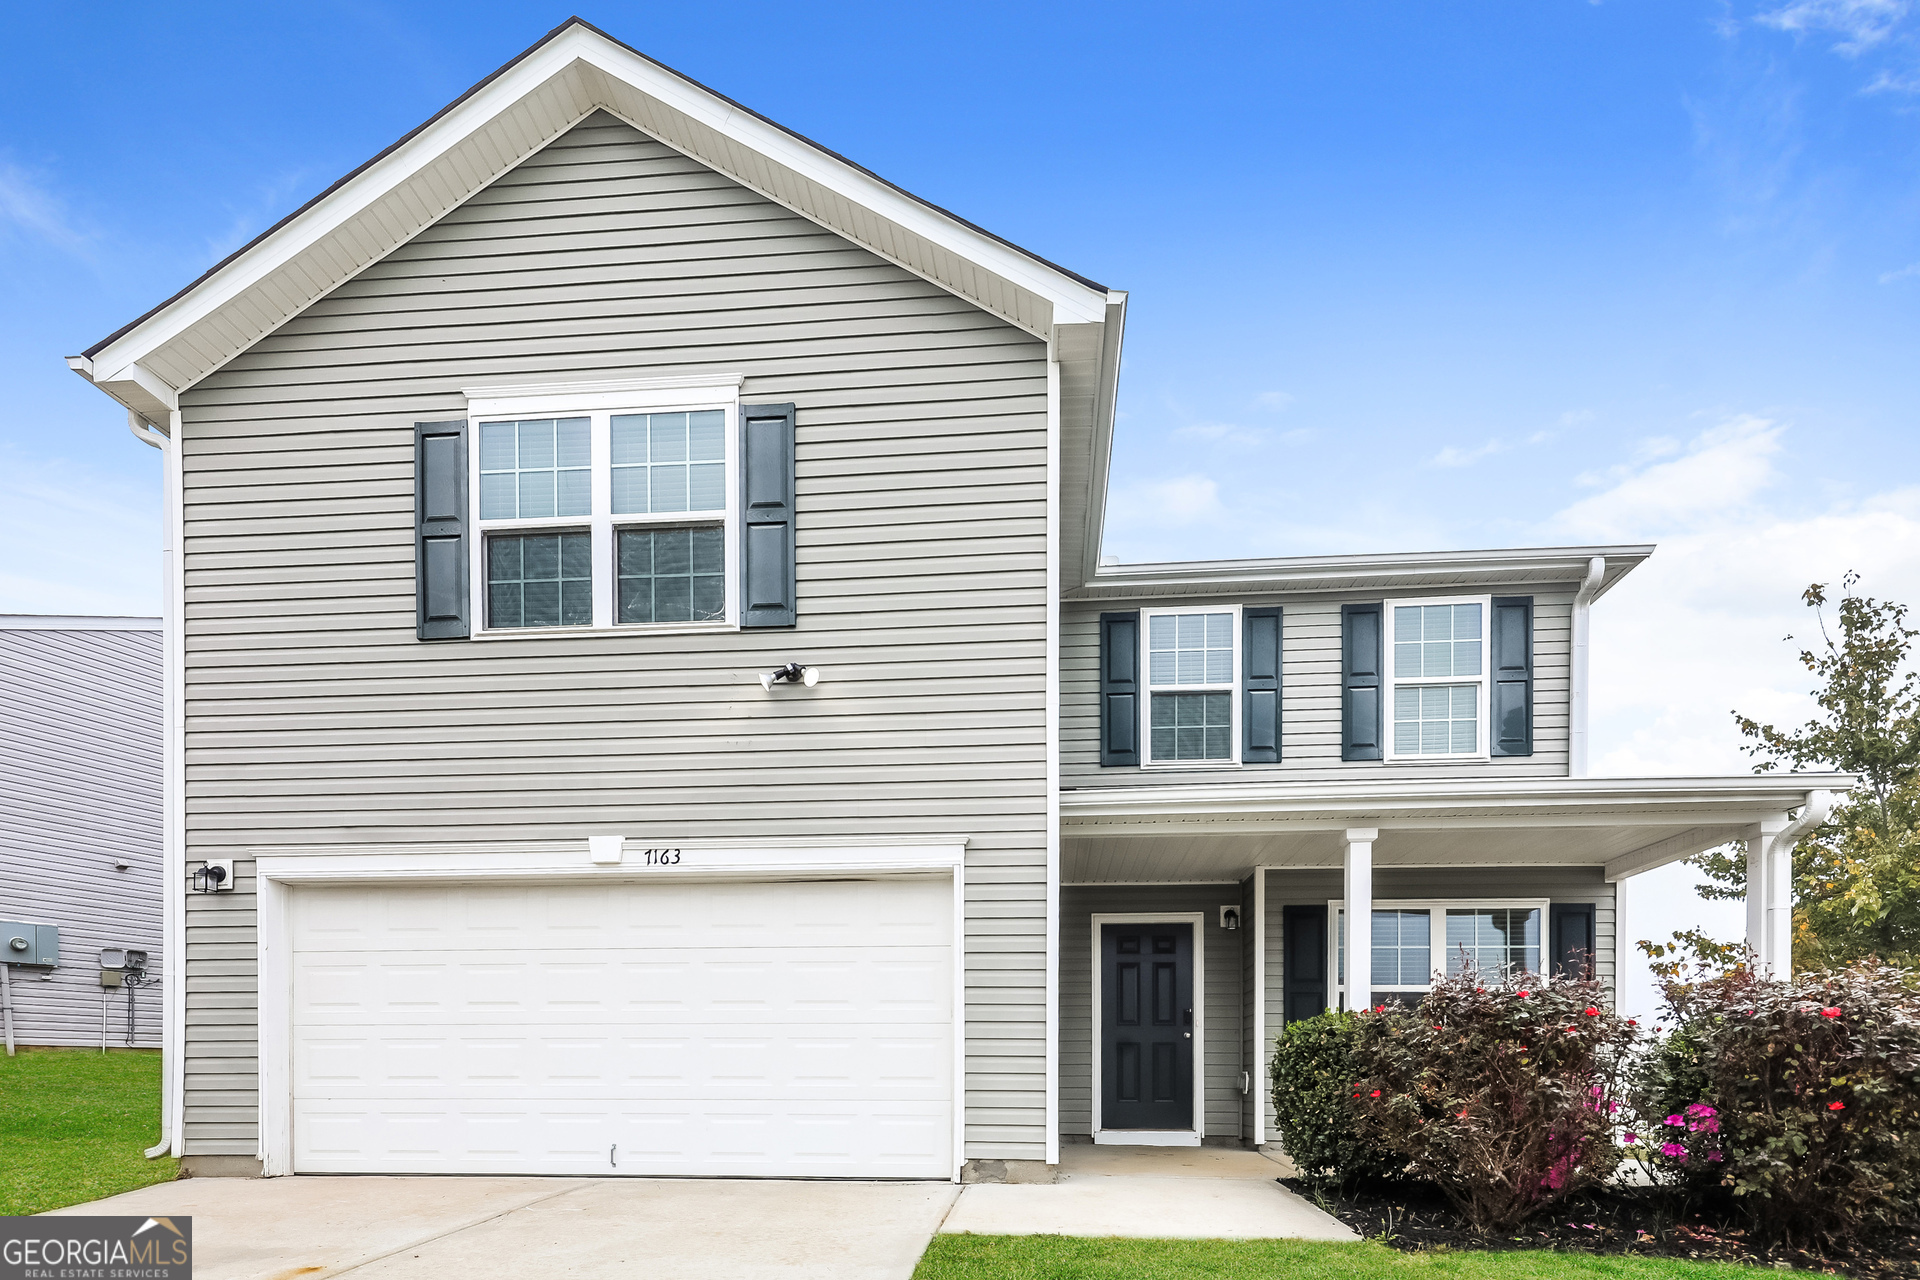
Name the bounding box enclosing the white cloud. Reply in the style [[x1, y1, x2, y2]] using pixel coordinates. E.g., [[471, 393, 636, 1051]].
[[1254, 391, 1295, 412], [1552, 416, 1782, 540], [1429, 439, 1507, 468], [1756, 0, 1911, 53], [1880, 260, 1920, 283], [0, 452, 162, 616], [0, 161, 93, 256]]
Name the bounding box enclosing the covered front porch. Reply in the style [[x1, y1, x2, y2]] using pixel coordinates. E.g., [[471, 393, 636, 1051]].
[[1054, 774, 1847, 1151]]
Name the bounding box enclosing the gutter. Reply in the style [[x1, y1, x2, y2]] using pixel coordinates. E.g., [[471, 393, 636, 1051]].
[[1569, 555, 1606, 777], [127, 410, 184, 1162]]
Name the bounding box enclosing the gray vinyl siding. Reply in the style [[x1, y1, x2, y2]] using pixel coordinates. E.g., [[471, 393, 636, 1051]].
[[1252, 866, 1614, 1137], [1058, 884, 1246, 1142], [1062, 590, 1572, 785], [0, 626, 162, 1048], [174, 113, 1051, 1158]]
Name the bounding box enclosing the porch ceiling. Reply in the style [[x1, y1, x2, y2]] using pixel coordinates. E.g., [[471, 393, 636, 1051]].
[[1059, 774, 1852, 884]]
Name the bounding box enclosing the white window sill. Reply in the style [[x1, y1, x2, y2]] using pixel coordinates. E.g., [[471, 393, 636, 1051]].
[[1383, 754, 1491, 764], [473, 622, 738, 641], [1141, 761, 1243, 770]]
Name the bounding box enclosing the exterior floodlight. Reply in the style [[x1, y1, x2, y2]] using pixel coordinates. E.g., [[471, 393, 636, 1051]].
[[759, 662, 820, 691]]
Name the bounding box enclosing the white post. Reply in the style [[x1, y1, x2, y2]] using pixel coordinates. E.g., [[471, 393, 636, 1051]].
[[1344, 828, 1377, 1012], [1252, 866, 1267, 1146], [1745, 815, 1790, 975]]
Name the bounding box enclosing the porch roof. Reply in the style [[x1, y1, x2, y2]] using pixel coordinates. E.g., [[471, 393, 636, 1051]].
[[1059, 774, 1852, 884]]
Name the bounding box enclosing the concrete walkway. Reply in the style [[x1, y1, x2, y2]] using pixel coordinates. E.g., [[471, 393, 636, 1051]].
[[43, 1176, 959, 1280], [939, 1145, 1357, 1241]]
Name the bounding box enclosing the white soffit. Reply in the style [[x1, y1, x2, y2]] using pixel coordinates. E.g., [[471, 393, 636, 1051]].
[[78, 19, 1110, 403]]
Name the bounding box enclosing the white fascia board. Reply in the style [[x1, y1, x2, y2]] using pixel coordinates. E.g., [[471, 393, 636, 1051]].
[[86, 25, 1104, 386], [573, 37, 1110, 326], [68, 354, 178, 423], [1059, 773, 1855, 825], [1072, 544, 1657, 601]]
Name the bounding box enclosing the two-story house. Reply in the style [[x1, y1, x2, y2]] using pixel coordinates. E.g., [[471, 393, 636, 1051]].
[[70, 18, 1844, 1183]]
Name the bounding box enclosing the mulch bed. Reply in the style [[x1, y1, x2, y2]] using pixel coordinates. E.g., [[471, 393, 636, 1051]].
[[1279, 1176, 1920, 1279]]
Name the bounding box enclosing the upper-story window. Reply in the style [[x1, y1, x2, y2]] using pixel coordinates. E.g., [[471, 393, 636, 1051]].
[[1386, 596, 1489, 759], [1143, 607, 1239, 766], [469, 390, 739, 635]]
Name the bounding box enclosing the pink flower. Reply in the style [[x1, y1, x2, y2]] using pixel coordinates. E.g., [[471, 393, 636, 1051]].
[[1685, 1103, 1716, 1117], [1707, 1151, 1725, 1162], [1660, 1142, 1688, 1161], [1623, 1132, 1638, 1143], [1665, 1115, 1684, 1126], [1820, 1007, 1842, 1019]]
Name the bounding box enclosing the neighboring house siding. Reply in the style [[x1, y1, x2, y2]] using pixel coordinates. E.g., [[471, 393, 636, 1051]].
[[174, 112, 1051, 1158], [0, 625, 162, 1048], [1061, 591, 1573, 785], [1252, 866, 1615, 1140], [1058, 884, 1245, 1142]]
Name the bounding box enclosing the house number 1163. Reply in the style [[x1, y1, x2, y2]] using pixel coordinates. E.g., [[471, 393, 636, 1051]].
[[639, 848, 682, 866]]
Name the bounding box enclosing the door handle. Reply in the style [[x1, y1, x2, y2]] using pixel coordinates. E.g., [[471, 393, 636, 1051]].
[[1183, 1007, 1193, 1027]]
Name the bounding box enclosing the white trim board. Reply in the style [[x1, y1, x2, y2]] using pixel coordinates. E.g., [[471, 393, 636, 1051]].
[[1088, 911, 1206, 1147], [254, 840, 967, 1179]]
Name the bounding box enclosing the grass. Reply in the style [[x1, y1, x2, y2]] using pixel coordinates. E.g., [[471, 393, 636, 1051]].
[[0, 1047, 178, 1214], [914, 1236, 1779, 1279]]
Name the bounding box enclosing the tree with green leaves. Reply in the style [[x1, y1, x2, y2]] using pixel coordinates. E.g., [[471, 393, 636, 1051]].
[[1683, 574, 1920, 970]]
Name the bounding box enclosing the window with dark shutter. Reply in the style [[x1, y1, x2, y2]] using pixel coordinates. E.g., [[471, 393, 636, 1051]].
[[416, 420, 470, 641], [1490, 596, 1534, 757], [1243, 606, 1282, 763], [1098, 611, 1141, 767], [1341, 603, 1383, 761], [740, 402, 797, 628]]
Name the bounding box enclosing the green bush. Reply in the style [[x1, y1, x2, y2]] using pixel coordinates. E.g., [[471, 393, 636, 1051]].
[[1646, 961, 1920, 1248], [1347, 970, 1639, 1234], [1268, 1010, 1398, 1187]]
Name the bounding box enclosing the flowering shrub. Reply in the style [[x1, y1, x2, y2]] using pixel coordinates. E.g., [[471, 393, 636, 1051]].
[[1268, 1010, 1399, 1187], [1649, 961, 1920, 1248], [1347, 970, 1639, 1233]]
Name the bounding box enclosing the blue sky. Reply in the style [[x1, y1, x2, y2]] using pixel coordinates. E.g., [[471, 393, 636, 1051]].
[[5, 2, 1919, 1004]]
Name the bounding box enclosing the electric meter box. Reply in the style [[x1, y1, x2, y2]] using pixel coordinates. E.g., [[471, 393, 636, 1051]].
[[3, 920, 60, 967]]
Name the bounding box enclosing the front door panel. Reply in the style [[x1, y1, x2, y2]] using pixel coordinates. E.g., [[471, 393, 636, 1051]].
[[1100, 922, 1194, 1131]]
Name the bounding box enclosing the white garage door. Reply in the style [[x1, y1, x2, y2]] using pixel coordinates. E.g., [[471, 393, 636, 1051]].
[[289, 876, 953, 1178]]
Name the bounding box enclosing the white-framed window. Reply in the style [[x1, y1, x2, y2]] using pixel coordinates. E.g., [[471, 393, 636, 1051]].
[[1385, 595, 1491, 759], [465, 379, 740, 636], [1141, 606, 1240, 767], [1329, 898, 1547, 1008]]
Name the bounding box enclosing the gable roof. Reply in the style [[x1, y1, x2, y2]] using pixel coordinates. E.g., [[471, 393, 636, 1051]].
[[68, 16, 1119, 431]]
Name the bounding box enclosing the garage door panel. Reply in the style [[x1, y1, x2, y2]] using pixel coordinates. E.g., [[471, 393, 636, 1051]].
[[292, 946, 950, 1022], [293, 1100, 951, 1177], [288, 878, 953, 1178], [293, 1024, 950, 1100]]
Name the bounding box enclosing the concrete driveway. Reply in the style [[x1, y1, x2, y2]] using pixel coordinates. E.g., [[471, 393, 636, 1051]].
[[43, 1176, 959, 1280]]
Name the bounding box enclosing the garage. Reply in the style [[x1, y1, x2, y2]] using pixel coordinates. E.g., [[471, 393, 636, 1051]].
[[285, 875, 955, 1178]]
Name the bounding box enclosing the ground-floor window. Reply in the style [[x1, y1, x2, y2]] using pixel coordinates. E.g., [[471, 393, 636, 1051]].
[[1330, 899, 1546, 1008]]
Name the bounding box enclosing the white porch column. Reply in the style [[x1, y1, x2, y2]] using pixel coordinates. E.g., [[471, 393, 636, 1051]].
[[1344, 828, 1377, 1011], [1745, 814, 1792, 975]]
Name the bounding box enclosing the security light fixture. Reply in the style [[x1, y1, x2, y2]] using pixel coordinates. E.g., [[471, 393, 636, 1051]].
[[759, 662, 820, 691], [1220, 906, 1241, 931]]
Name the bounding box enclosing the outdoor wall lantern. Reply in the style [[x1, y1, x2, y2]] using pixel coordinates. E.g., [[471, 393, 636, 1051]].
[[1220, 906, 1241, 931]]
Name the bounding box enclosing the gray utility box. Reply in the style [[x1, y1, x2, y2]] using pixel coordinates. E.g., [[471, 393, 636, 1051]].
[[3, 921, 60, 966]]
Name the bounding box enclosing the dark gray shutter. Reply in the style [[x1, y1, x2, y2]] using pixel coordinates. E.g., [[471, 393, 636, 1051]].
[[740, 402, 797, 628], [1282, 905, 1327, 1023], [1341, 603, 1383, 761], [1242, 606, 1282, 763], [415, 420, 469, 641], [1550, 903, 1596, 980], [1490, 595, 1534, 757], [1098, 611, 1140, 767]]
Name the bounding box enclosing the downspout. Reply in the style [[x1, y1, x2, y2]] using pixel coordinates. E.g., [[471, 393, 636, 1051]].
[[1568, 556, 1606, 777], [1762, 789, 1833, 974], [129, 410, 183, 1161]]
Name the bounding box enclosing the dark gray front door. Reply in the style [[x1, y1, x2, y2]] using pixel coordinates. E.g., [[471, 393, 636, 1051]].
[[1099, 921, 1194, 1131]]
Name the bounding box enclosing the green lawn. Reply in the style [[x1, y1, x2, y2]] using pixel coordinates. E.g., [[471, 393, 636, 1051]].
[[0, 1047, 178, 1214], [915, 1236, 1776, 1279]]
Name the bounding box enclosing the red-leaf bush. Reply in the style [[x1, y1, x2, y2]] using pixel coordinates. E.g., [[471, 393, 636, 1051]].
[[1641, 961, 1920, 1248], [1347, 970, 1638, 1233]]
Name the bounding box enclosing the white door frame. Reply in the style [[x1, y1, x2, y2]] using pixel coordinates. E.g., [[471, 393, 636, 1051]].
[[254, 838, 968, 1180], [1089, 911, 1205, 1147]]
